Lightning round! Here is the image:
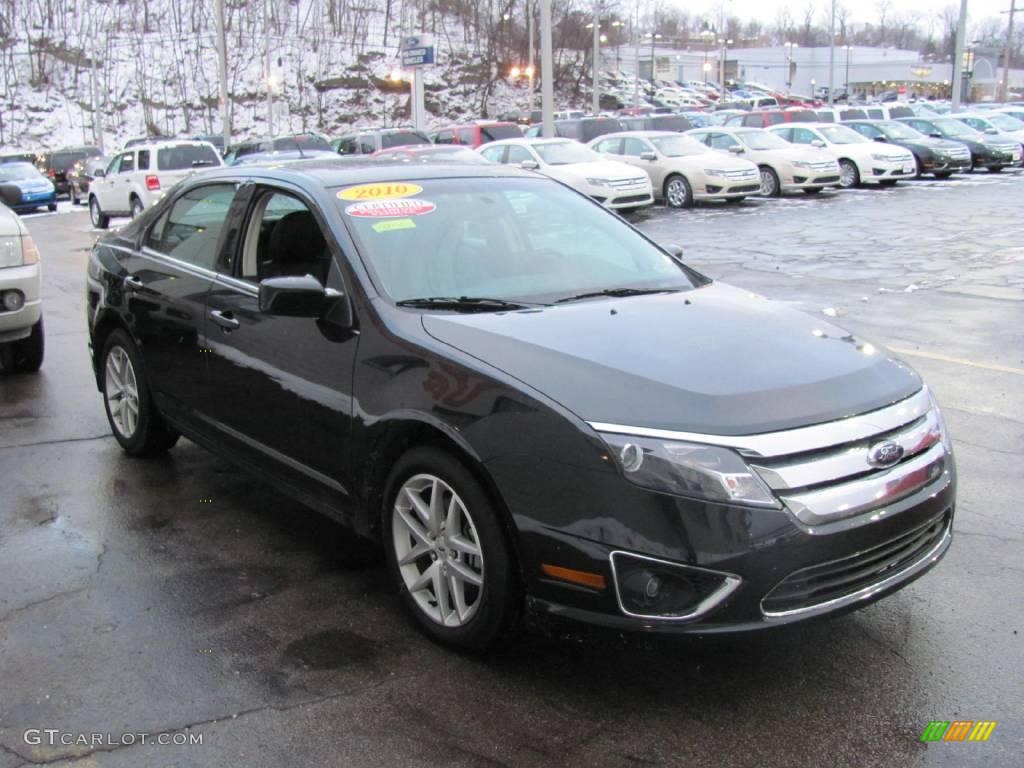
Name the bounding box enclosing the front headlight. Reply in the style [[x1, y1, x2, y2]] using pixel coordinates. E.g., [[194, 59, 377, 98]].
[[928, 391, 954, 454], [870, 153, 890, 161], [599, 432, 781, 508], [0, 235, 38, 268], [585, 177, 611, 187], [791, 160, 813, 169], [703, 169, 726, 177]]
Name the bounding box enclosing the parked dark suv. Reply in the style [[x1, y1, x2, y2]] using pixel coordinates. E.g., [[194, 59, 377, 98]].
[[86, 160, 955, 650], [36, 146, 102, 197], [524, 117, 624, 142]]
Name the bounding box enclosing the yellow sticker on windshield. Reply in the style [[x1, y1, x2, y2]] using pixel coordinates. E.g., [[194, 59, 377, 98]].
[[338, 182, 423, 201], [372, 218, 416, 233]]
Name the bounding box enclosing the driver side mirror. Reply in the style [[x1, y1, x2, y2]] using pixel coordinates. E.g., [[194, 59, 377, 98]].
[[984, 127, 998, 135], [259, 275, 330, 317], [929, 132, 943, 139], [728, 145, 745, 154], [640, 151, 657, 161], [811, 139, 826, 148], [663, 243, 684, 261], [93, 168, 106, 178], [519, 159, 539, 170], [873, 136, 888, 142]]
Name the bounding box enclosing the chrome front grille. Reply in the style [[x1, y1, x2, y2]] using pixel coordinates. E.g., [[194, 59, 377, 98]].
[[608, 177, 648, 189], [808, 161, 838, 172], [947, 146, 970, 159], [720, 169, 758, 180], [746, 388, 950, 527]]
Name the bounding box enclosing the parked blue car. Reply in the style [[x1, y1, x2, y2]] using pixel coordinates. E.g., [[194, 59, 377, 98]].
[[0, 163, 57, 212]]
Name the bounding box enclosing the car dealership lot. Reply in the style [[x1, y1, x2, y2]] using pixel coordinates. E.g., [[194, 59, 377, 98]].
[[1, 173, 1022, 767]]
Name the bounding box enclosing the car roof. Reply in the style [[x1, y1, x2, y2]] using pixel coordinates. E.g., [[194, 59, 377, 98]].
[[184, 157, 536, 187], [123, 139, 217, 150]]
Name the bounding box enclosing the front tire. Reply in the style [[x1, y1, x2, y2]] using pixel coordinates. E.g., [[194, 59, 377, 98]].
[[71, 184, 81, 205], [758, 166, 781, 197], [988, 166, 1003, 173], [664, 174, 694, 208], [838, 159, 860, 188], [3, 317, 44, 373], [383, 447, 520, 651], [47, 202, 57, 212], [804, 187, 824, 194], [934, 171, 953, 179], [100, 329, 179, 456], [89, 196, 109, 229], [879, 179, 899, 186]]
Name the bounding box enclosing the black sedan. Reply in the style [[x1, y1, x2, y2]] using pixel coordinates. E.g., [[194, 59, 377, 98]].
[[67, 155, 110, 206], [845, 119, 972, 178], [898, 116, 1022, 172], [85, 160, 955, 650]]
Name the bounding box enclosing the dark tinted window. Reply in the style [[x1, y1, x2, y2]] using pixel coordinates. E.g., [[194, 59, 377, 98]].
[[650, 116, 692, 132], [766, 113, 786, 125], [145, 183, 238, 269], [579, 119, 623, 142], [840, 109, 867, 121], [816, 111, 836, 123], [137, 150, 151, 171], [742, 114, 763, 127], [272, 134, 331, 152], [888, 106, 913, 119], [788, 111, 817, 123], [434, 130, 455, 145], [242, 191, 330, 284], [157, 144, 220, 170], [336, 136, 358, 155], [555, 121, 582, 140], [480, 124, 522, 142], [53, 152, 87, 172], [381, 131, 430, 149]]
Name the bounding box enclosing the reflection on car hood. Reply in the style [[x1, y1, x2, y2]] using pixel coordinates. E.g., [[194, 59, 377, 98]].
[[547, 160, 646, 181], [422, 282, 922, 436], [668, 152, 758, 172]]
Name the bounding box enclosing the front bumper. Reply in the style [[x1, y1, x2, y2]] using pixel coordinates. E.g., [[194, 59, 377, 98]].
[[0, 262, 43, 338], [9, 190, 56, 211], [594, 191, 655, 209], [697, 177, 761, 198], [973, 148, 1022, 168], [867, 158, 916, 181], [922, 156, 972, 173]]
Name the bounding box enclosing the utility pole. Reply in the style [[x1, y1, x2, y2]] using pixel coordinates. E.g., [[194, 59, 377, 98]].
[[264, 0, 274, 136], [215, 0, 230, 150], [90, 37, 103, 151], [951, 0, 968, 111], [828, 0, 836, 105], [1002, 2, 1018, 102], [632, 0, 640, 106], [592, 2, 600, 114], [540, 0, 554, 136], [527, 0, 535, 113]]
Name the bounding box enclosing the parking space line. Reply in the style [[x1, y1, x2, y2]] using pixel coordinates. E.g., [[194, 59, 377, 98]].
[[888, 347, 1024, 376]]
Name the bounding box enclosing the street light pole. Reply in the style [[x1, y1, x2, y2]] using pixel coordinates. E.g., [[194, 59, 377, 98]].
[[1002, 2, 1018, 103], [540, 0, 554, 136], [828, 0, 835, 105], [844, 45, 852, 96], [215, 0, 230, 150], [264, 0, 273, 136], [592, 2, 600, 114], [527, 0, 535, 113], [632, 0, 641, 106], [718, 38, 732, 92], [951, 0, 968, 111]]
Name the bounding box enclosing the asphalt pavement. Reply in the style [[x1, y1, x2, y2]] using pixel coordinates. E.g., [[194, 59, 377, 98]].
[[1, 174, 1022, 768]]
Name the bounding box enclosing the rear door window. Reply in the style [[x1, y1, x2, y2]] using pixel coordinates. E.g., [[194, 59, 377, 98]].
[[434, 130, 455, 145], [709, 133, 740, 150], [504, 145, 534, 165], [480, 124, 522, 142], [479, 145, 507, 163], [137, 150, 151, 171], [144, 183, 238, 270], [791, 128, 818, 144]]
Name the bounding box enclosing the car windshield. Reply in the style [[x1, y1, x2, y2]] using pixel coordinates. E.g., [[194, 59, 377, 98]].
[[52, 152, 87, 171], [337, 177, 698, 305], [933, 119, 980, 137], [394, 148, 486, 164], [272, 135, 331, 151], [534, 141, 599, 165], [986, 114, 1024, 131], [650, 135, 708, 156], [481, 124, 522, 141], [818, 126, 869, 144], [737, 131, 789, 150], [157, 144, 221, 170], [878, 122, 923, 140], [0, 162, 43, 181], [381, 131, 430, 149]]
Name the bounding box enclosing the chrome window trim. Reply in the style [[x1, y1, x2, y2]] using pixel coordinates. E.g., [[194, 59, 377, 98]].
[[609, 550, 742, 622], [761, 517, 951, 620], [109, 241, 258, 298], [778, 442, 947, 526], [588, 386, 930, 459]]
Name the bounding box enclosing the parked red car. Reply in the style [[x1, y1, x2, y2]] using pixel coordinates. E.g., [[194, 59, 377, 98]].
[[429, 122, 522, 148], [725, 109, 819, 128]]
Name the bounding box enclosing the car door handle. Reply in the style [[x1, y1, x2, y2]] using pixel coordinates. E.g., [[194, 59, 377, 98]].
[[123, 275, 144, 290], [209, 309, 240, 331]]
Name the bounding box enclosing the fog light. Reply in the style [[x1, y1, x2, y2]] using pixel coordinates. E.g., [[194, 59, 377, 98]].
[[2, 290, 24, 311], [619, 443, 644, 473], [611, 551, 741, 620]]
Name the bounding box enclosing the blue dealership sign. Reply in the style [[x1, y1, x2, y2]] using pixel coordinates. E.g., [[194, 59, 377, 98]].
[[400, 34, 434, 68]]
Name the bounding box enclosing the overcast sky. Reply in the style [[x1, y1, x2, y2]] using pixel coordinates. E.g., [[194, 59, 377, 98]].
[[675, 0, 1012, 29]]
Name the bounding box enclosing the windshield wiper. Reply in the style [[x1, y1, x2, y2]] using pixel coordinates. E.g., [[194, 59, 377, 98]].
[[396, 296, 534, 312], [554, 287, 680, 304]]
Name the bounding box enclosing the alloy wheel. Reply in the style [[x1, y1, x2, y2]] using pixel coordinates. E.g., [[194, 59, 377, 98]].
[[104, 346, 140, 438], [666, 178, 690, 207], [391, 473, 485, 628], [90, 198, 102, 226], [759, 168, 778, 196], [838, 160, 858, 188]]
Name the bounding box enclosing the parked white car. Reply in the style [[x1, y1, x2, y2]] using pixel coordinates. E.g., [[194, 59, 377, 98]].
[[588, 130, 761, 207], [0, 203, 43, 372], [686, 126, 841, 196], [768, 123, 916, 188], [953, 113, 1024, 147], [89, 140, 223, 228], [478, 138, 654, 209]]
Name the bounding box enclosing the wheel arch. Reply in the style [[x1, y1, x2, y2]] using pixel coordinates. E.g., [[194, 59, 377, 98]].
[[90, 310, 133, 390]]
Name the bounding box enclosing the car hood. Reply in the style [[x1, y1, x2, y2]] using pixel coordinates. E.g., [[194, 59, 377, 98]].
[[669, 152, 757, 172], [421, 282, 922, 436], [548, 160, 647, 181], [769, 145, 837, 164], [895, 136, 966, 152]]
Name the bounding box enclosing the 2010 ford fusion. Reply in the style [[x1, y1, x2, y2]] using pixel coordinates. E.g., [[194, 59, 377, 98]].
[[85, 160, 955, 649]]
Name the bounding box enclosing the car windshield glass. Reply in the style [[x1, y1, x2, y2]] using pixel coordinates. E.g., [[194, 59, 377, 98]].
[[273, 135, 331, 151], [649, 135, 708, 156], [157, 144, 221, 170], [818, 126, 869, 144], [52, 152, 87, 171], [986, 114, 1024, 131], [481, 124, 522, 141], [381, 132, 430, 149], [934, 119, 979, 137], [650, 116, 691, 132], [0, 163, 43, 181], [534, 141, 598, 164], [579, 120, 622, 141], [878, 122, 922, 140], [737, 131, 789, 150], [337, 177, 698, 305]]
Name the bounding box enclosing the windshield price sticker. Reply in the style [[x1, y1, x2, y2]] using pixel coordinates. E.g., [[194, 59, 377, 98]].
[[372, 218, 417, 233], [338, 183, 423, 201], [345, 199, 436, 218]]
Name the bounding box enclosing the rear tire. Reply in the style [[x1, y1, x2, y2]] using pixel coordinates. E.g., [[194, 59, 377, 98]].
[[130, 196, 144, 219], [71, 184, 81, 205], [100, 329, 180, 456], [838, 159, 860, 188], [803, 187, 824, 194], [89, 196, 109, 229], [987, 166, 1003, 173], [47, 202, 57, 212], [933, 171, 953, 179], [382, 446, 520, 651], [879, 179, 899, 187]]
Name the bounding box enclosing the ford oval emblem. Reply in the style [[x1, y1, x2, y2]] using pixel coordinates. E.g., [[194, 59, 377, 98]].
[[868, 440, 904, 468]]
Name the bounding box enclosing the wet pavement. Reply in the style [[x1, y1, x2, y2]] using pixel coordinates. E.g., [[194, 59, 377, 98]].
[[1, 175, 1022, 767]]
